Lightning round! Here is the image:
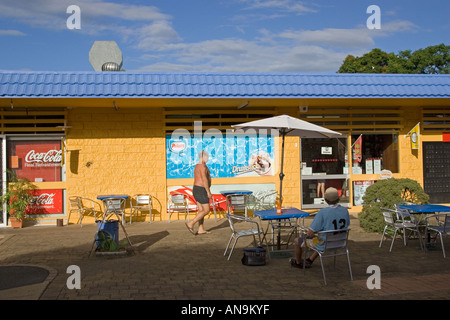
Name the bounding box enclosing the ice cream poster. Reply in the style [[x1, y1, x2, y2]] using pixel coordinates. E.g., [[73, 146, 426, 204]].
[[166, 132, 275, 179]]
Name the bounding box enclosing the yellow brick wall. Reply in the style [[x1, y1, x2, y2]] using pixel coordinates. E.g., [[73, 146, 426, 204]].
[[399, 105, 424, 185], [65, 107, 167, 224], [63, 103, 448, 225]]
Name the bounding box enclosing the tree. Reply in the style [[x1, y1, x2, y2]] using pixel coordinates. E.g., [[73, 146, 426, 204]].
[[337, 43, 449, 74]]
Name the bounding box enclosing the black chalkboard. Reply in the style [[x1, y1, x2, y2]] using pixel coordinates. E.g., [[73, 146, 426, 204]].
[[423, 142, 450, 203]]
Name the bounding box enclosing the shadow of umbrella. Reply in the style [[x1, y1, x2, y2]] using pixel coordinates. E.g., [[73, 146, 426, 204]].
[[128, 231, 170, 253]]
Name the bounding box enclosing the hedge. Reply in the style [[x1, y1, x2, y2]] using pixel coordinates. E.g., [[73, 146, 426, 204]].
[[358, 178, 429, 233]]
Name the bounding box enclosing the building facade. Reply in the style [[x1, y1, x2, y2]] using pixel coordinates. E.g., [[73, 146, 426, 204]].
[[0, 71, 449, 226]]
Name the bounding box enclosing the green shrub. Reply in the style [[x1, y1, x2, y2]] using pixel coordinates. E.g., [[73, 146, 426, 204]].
[[358, 178, 429, 233]]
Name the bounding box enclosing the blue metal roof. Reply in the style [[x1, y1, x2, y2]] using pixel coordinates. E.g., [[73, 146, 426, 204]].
[[0, 71, 449, 99]]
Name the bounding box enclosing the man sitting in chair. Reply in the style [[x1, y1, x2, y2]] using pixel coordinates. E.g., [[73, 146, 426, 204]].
[[290, 187, 350, 269]]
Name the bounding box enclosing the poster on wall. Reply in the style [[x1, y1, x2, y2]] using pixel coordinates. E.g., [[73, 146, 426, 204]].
[[166, 132, 275, 179], [26, 189, 64, 215], [353, 180, 374, 206], [7, 140, 62, 182]]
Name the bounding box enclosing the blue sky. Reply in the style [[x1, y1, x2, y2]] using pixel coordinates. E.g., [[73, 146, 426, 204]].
[[0, 0, 448, 73]]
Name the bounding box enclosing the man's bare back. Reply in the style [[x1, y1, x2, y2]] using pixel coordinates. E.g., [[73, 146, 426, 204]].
[[194, 163, 211, 189]]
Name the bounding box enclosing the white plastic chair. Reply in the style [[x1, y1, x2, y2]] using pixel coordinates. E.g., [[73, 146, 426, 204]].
[[168, 193, 190, 222], [426, 213, 450, 258], [130, 194, 152, 223], [224, 214, 263, 261], [304, 229, 353, 286], [226, 194, 248, 218]]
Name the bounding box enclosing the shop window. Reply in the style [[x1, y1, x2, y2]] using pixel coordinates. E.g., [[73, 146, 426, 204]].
[[301, 178, 350, 207], [301, 138, 348, 175], [7, 139, 63, 182], [351, 134, 399, 174], [300, 138, 349, 208]]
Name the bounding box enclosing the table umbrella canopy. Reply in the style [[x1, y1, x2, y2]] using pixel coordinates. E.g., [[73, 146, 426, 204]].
[[232, 114, 342, 138], [232, 114, 343, 201]]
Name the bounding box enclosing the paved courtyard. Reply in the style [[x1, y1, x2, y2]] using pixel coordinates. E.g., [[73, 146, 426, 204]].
[[0, 214, 449, 304]]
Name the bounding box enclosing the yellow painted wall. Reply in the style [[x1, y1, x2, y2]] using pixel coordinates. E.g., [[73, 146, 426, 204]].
[[65, 107, 167, 224], [57, 101, 449, 224]]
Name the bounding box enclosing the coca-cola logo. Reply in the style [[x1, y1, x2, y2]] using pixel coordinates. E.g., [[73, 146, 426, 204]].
[[25, 149, 62, 164], [30, 193, 55, 206]]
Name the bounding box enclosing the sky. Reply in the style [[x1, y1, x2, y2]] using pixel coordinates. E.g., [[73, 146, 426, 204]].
[[0, 0, 448, 73]]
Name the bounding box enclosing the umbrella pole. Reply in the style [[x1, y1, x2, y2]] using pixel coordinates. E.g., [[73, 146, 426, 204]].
[[279, 131, 286, 201], [277, 132, 286, 251]]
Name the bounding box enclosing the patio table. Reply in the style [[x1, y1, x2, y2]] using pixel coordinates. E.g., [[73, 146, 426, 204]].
[[97, 194, 130, 200], [220, 190, 253, 195], [398, 204, 450, 214], [254, 208, 309, 251], [398, 204, 450, 246], [90, 194, 134, 256]]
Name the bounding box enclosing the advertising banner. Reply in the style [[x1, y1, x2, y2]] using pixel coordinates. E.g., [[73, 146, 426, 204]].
[[353, 180, 374, 206], [26, 189, 64, 215], [166, 132, 275, 179], [352, 134, 363, 163], [410, 123, 420, 150], [8, 140, 62, 182]]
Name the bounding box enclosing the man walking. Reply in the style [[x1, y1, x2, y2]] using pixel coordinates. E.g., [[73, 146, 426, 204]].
[[186, 150, 212, 235]]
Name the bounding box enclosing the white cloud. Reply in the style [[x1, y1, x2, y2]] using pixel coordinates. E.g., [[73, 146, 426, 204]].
[[0, 29, 26, 36], [136, 37, 348, 73], [240, 0, 317, 14], [281, 28, 375, 49]]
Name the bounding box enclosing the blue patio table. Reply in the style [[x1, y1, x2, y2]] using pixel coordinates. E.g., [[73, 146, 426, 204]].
[[254, 208, 309, 251], [220, 190, 253, 196], [97, 194, 130, 200], [398, 204, 450, 213], [96, 194, 130, 223], [398, 204, 450, 245]]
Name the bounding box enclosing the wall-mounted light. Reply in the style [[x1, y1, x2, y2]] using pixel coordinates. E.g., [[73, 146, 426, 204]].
[[299, 105, 308, 113], [113, 101, 119, 111]]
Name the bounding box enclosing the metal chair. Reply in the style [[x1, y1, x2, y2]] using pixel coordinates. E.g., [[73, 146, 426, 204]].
[[304, 228, 353, 286], [426, 213, 450, 258], [68, 196, 83, 226], [130, 194, 152, 223], [380, 208, 424, 251], [224, 213, 264, 260], [226, 194, 248, 218], [102, 198, 127, 225], [68, 196, 100, 227], [168, 193, 190, 222], [396, 208, 425, 250], [209, 197, 218, 221]]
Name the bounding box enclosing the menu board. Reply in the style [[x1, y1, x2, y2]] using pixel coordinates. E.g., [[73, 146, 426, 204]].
[[423, 142, 450, 203]]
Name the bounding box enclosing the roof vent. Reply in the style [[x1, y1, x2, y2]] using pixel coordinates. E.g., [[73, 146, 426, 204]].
[[102, 62, 120, 71], [89, 41, 123, 71]]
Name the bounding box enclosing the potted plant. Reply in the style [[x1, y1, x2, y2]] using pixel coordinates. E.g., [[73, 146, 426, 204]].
[[1, 171, 36, 228]]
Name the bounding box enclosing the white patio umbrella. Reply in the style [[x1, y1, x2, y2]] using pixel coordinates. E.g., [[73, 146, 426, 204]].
[[232, 114, 343, 201]]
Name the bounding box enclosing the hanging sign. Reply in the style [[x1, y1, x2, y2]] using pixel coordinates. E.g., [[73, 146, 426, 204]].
[[410, 123, 420, 150]]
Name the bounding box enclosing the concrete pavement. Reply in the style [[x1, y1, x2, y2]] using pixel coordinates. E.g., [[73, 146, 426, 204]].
[[0, 215, 449, 302]]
